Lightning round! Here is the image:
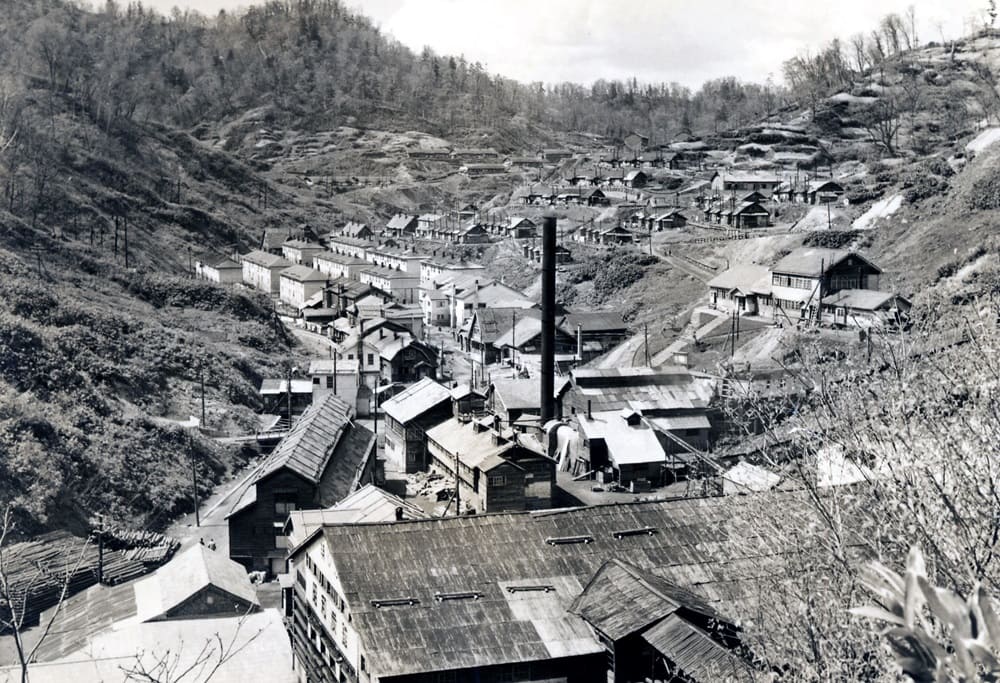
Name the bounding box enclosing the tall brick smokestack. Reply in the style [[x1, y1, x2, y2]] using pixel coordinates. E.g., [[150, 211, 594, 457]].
[[540, 207, 557, 424]]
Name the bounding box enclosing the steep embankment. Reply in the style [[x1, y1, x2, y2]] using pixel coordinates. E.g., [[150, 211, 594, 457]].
[[0, 89, 325, 535]]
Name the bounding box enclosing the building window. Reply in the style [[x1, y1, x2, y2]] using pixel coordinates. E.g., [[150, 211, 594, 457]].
[[275, 494, 297, 516], [368, 353, 375, 366], [326, 376, 334, 388], [488, 475, 506, 487]]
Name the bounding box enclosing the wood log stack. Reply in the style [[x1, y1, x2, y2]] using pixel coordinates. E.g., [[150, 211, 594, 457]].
[[0, 528, 179, 630]]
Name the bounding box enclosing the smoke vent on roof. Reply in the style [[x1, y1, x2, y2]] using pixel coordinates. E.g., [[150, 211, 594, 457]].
[[612, 526, 658, 539], [370, 598, 420, 608], [434, 592, 481, 602], [545, 535, 594, 546], [506, 585, 555, 594]]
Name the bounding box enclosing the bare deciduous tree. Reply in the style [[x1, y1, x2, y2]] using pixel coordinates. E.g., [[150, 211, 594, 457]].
[[0, 505, 90, 683], [117, 608, 266, 683]]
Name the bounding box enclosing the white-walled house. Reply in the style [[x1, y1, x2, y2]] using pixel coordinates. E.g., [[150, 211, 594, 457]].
[[279, 265, 329, 309], [242, 250, 293, 294]]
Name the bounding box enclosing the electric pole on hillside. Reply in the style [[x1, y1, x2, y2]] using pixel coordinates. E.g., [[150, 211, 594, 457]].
[[200, 366, 206, 427], [190, 433, 200, 527], [96, 513, 104, 585]]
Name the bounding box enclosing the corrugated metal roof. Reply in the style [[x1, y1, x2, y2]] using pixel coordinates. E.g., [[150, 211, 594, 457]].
[[386, 214, 418, 230], [382, 378, 452, 424], [722, 462, 781, 494], [821, 289, 896, 310], [136, 545, 258, 621], [254, 393, 356, 484], [425, 418, 513, 470], [707, 265, 771, 294], [492, 317, 543, 349], [772, 248, 881, 277], [569, 560, 718, 641], [318, 489, 867, 679], [314, 251, 368, 266], [559, 312, 626, 334], [281, 265, 328, 283], [13, 610, 294, 682], [577, 411, 666, 465], [242, 250, 292, 268], [287, 484, 427, 545], [641, 613, 754, 681]]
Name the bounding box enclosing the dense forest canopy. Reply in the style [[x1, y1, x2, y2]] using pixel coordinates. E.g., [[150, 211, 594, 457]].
[[0, 0, 787, 142]]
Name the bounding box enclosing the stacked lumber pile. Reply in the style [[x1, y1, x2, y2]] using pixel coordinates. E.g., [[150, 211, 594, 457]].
[[0, 528, 179, 630]]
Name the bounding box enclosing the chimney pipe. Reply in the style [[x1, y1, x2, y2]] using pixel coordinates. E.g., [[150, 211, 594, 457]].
[[540, 208, 557, 424], [587, 399, 592, 420], [395, 506, 404, 521]]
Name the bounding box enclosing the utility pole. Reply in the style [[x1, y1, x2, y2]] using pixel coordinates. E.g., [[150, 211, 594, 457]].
[[730, 310, 737, 358], [333, 352, 338, 394], [644, 323, 650, 366], [454, 450, 461, 515], [123, 213, 129, 268], [199, 366, 207, 427], [286, 365, 293, 427], [511, 311, 517, 379], [826, 200, 831, 230], [648, 223, 653, 256], [96, 513, 104, 585], [190, 433, 200, 527]]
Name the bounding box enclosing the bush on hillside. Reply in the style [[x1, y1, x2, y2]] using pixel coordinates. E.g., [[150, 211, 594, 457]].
[[900, 166, 948, 204], [969, 173, 1000, 211], [803, 231, 863, 249]]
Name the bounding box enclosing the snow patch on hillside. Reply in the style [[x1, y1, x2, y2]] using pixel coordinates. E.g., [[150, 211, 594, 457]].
[[853, 194, 902, 230], [966, 127, 1000, 154]]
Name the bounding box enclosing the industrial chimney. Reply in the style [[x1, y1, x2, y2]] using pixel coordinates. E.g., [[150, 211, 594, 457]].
[[540, 207, 557, 424]]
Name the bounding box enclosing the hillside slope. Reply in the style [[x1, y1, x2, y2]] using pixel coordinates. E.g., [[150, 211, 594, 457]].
[[0, 86, 326, 535]]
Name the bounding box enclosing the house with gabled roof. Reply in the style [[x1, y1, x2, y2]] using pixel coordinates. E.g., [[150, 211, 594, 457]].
[[385, 214, 418, 237], [341, 221, 373, 240], [260, 227, 291, 255], [558, 311, 629, 358], [805, 179, 845, 204], [226, 393, 376, 575], [460, 307, 541, 363], [425, 416, 556, 512], [599, 225, 636, 246], [382, 378, 454, 473], [770, 247, 882, 322], [195, 255, 243, 284], [623, 170, 648, 188], [709, 248, 890, 326], [710, 171, 782, 195], [313, 251, 369, 281], [505, 216, 537, 239], [492, 316, 577, 362], [707, 264, 773, 316], [282, 239, 325, 265], [3, 544, 295, 683], [241, 250, 293, 294], [821, 289, 911, 328], [570, 559, 752, 683], [279, 265, 328, 310]]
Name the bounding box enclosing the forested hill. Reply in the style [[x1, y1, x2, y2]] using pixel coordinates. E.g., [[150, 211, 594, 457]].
[[0, 0, 778, 143]]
